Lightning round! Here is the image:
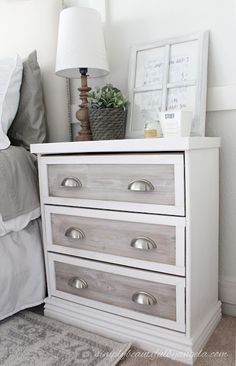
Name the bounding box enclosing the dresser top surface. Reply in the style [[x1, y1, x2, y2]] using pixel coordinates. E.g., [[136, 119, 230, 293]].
[[30, 137, 221, 155]]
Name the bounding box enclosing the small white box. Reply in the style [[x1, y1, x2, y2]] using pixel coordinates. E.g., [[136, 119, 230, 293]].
[[160, 110, 192, 137]]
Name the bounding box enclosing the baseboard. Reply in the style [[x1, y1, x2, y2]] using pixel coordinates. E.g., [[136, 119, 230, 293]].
[[222, 302, 236, 317], [191, 301, 222, 353], [219, 276, 236, 316], [44, 297, 221, 365]]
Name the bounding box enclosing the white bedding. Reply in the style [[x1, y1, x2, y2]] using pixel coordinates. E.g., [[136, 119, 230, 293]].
[[0, 55, 23, 150], [0, 207, 40, 237], [0, 218, 45, 320]]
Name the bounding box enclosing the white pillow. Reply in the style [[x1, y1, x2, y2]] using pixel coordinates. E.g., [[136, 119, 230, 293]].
[[0, 55, 23, 150]]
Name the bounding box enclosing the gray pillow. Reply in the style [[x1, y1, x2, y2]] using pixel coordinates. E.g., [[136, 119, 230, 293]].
[[8, 50, 47, 149]]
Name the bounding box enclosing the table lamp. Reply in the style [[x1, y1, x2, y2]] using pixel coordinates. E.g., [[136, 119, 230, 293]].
[[55, 6, 109, 141]]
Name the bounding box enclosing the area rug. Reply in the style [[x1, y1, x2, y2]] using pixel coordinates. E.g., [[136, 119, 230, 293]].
[[0, 311, 131, 366]]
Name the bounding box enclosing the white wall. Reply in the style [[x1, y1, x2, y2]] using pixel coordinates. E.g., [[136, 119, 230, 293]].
[[206, 112, 236, 316], [107, 0, 236, 91], [107, 0, 236, 315], [0, 0, 70, 142]]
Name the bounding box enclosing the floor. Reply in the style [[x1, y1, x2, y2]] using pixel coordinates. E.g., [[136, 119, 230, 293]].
[[30, 306, 235, 366], [118, 316, 236, 366]]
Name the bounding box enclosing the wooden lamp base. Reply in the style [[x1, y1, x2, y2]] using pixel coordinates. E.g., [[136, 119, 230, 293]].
[[75, 68, 92, 141]]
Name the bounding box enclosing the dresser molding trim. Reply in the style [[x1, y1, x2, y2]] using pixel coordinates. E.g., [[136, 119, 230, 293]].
[[48, 253, 186, 332], [30, 137, 221, 155], [44, 197, 185, 216], [45, 205, 186, 276], [44, 297, 221, 365], [41, 154, 185, 216]]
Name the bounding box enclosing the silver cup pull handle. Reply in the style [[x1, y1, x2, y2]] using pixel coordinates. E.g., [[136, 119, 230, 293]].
[[130, 237, 157, 250], [128, 179, 154, 192], [61, 177, 82, 188], [65, 227, 85, 240], [68, 277, 88, 289], [132, 291, 157, 306]]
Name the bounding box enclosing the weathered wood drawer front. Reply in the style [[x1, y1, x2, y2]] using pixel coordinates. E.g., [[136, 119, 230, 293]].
[[48, 253, 185, 332], [45, 206, 185, 275], [42, 154, 185, 216]]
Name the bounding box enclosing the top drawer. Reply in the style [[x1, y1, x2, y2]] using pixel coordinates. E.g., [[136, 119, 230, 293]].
[[40, 154, 185, 216]]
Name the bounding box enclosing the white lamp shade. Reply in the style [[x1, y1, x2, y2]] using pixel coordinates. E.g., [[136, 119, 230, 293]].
[[55, 7, 109, 78]]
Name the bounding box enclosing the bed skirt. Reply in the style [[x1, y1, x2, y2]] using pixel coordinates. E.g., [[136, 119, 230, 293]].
[[0, 218, 45, 320]]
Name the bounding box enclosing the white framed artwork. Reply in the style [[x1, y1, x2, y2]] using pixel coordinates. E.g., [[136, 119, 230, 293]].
[[126, 31, 209, 138]]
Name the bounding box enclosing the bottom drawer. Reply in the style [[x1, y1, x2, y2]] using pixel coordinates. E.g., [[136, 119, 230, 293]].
[[48, 253, 185, 332]]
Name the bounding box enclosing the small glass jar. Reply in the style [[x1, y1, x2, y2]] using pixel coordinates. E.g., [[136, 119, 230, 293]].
[[144, 121, 159, 138]]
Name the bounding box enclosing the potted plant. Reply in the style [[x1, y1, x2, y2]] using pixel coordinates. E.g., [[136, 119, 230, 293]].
[[88, 84, 128, 140]]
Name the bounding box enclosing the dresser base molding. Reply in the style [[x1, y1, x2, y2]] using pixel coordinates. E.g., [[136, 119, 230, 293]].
[[44, 297, 221, 365]]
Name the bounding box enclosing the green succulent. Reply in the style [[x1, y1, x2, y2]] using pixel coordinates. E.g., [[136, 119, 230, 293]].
[[88, 84, 128, 110]]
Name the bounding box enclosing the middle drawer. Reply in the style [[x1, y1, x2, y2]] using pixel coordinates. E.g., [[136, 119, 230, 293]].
[[45, 205, 185, 276]]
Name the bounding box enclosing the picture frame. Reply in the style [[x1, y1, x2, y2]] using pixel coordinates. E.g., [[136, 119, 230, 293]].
[[126, 31, 209, 138]]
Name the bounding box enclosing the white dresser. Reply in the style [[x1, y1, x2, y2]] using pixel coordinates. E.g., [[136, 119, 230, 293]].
[[31, 137, 221, 364]]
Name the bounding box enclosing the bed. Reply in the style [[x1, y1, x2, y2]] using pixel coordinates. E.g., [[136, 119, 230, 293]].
[[0, 51, 47, 320], [0, 147, 45, 320]]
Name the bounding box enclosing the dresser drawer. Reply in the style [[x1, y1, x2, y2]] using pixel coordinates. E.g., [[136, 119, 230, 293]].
[[41, 154, 185, 216], [45, 205, 185, 276], [48, 253, 185, 332]]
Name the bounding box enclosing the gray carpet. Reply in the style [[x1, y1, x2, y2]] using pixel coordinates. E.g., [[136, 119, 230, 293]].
[[1, 311, 235, 365], [0, 311, 131, 366], [118, 316, 236, 366]]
